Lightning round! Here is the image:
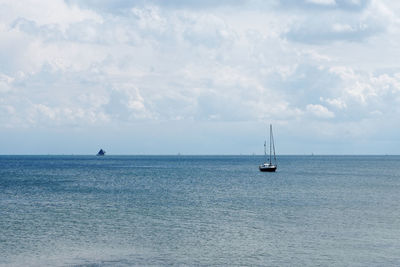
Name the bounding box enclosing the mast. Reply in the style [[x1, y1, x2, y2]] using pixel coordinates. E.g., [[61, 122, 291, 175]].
[[264, 140, 267, 162], [269, 124, 272, 164], [271, 125, 276, 163]]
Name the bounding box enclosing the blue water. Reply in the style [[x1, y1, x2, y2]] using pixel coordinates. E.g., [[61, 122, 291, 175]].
[[1, 155, 400, 266]]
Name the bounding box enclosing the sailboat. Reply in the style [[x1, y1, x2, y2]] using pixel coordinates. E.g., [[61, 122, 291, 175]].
[[259, 124, 277, 172], [97, 149, 106, 156]]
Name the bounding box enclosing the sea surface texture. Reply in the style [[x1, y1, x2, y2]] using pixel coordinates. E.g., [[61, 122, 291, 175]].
[[1, 155, 400, 266]]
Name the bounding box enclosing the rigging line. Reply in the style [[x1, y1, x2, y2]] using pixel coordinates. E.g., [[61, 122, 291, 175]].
[[271, 126, 276, 162]]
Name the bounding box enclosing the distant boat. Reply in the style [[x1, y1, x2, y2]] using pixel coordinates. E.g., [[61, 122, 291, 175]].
[[97, 149, 106, 156], [259, 124, 277, 172]]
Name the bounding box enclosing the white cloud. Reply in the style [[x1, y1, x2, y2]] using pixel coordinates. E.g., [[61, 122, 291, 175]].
[[306, 104, 335, 118], [277, 0, 370, 11], [332, 23, 354, 32], [329, 67, 400, 109], [0, 0, 102, 28], [321, 97, 347, 109], [0, 73, 14, 92], [306, 0, 336, 6]]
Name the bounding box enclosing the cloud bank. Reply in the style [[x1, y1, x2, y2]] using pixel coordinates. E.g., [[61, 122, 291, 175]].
[[0, 0, 399, 154]]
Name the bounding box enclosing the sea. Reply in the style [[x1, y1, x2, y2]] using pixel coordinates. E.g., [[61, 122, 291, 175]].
[[1, 155, 400, 266]]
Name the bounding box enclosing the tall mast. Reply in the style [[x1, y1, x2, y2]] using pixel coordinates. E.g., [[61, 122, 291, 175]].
[[271, 125, 276, 163], [269, 124, 272, 164]]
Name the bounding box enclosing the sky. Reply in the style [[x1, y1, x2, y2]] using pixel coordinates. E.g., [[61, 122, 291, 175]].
[[0, 0, 400, 155]]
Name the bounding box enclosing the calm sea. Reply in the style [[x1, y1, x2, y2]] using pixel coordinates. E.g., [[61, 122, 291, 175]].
[[1, 155, 400, 266]]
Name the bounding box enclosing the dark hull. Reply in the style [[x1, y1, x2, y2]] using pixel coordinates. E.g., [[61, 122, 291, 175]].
[[259, 166, 277, 172]]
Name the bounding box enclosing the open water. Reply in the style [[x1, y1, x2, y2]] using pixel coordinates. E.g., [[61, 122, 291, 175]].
[[1, 155, 400, 266]]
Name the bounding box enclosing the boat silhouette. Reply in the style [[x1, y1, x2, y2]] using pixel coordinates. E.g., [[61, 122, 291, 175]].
[[97, 149, 106, 156], [259, 124, 277, 172]]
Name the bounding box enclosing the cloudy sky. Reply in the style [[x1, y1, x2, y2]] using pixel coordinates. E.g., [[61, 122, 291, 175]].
[[0, 0, 399, 154]]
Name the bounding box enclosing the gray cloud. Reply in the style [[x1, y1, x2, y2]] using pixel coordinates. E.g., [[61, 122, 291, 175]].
[[281, 1, 385, 45], [285, 19, 383, 44], [64, 0, 249, 13], [265, 64, 340, 108], [11, 18, 64, 42]]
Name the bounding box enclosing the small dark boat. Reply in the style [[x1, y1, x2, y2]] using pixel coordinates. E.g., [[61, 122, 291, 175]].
[[97, 149, 106, 156], [259, 124, 277, 172], [259, 162, 277, 172]]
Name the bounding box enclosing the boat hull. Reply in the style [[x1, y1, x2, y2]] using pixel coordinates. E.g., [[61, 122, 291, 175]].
[[259, 166, 277, 172]]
